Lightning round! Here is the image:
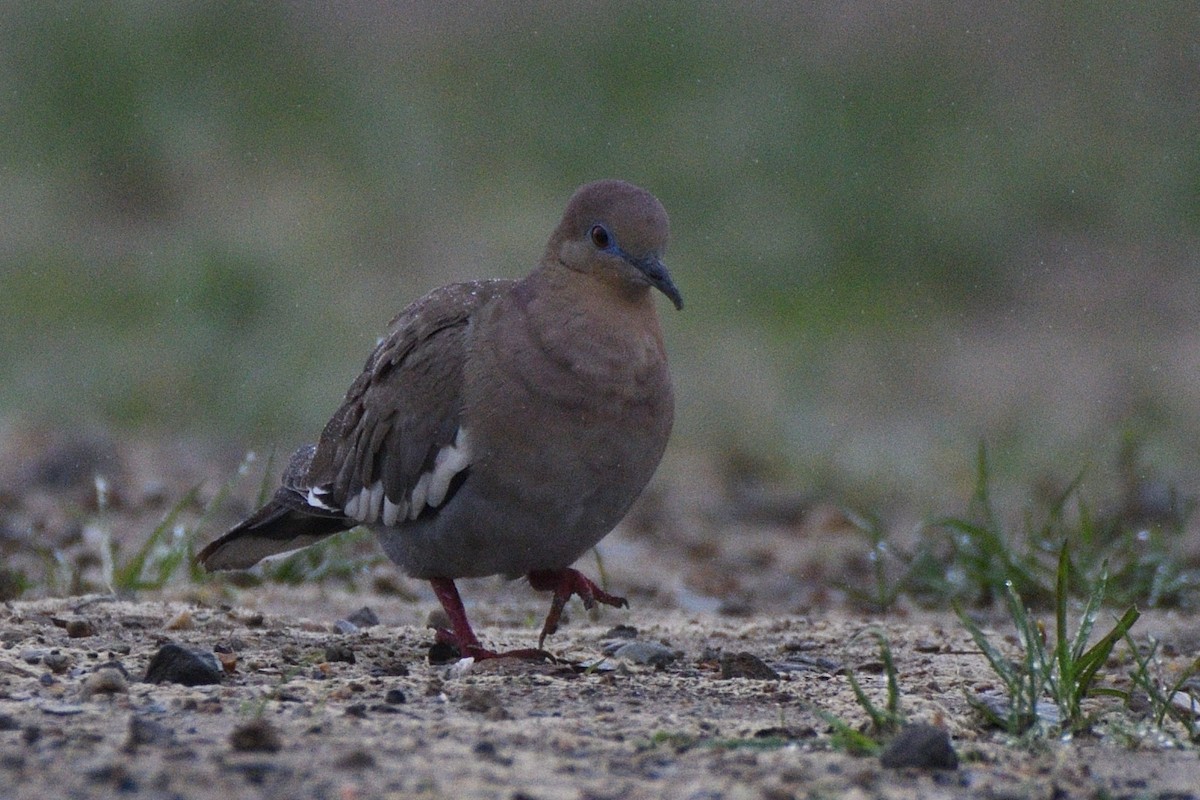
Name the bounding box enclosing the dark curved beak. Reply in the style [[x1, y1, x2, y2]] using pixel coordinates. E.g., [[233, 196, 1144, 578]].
[[635, 255, 684, 311]]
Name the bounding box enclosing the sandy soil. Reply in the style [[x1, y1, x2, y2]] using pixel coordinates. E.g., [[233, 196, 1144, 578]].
[[3, 431, 1200, 798], [2, 584, 1200, 800]]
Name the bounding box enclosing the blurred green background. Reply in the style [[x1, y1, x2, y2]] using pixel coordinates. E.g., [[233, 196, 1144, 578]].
[[3, 2, 1198, 510]]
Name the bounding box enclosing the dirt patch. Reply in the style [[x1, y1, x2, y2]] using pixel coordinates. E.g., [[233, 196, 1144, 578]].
[[2, 588, 1199, 800], [2, 430, 1199, 798]]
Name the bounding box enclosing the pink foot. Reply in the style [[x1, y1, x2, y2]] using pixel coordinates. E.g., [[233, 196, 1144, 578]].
[[526, 568, 629, 649], [429, 578, 553, 661]]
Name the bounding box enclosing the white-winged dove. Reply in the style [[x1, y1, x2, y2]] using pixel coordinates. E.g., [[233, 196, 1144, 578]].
[[198, 179, 681, 659]]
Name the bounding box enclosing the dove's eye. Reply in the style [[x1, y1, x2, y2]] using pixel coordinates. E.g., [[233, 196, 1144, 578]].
[[589, 224, 611, 249]]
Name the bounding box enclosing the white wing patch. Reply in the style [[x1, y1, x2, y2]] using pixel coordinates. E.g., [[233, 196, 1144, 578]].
[[342, 426, 473, 526], [425, 426, 473, 512], [304, 486, 338, 512]]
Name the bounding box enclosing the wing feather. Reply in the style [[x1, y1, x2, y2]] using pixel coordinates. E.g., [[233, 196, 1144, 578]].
[[198, 279, 513, 572], [304, 279, 512, 512]]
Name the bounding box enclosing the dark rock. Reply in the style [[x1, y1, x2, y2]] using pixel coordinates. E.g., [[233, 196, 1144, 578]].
[[384, 688, 407, 705], [369, 659, 410, 677], [880, 723, 958, 770], [335, 749, 376, 769], [229, 718, 282, 753], [604, 624, 639, 639], [86, 761, 138, 793], [324, 643, 356, 664], [472, 739, 514, 766], [719, 651, 780, 680], [428, 641, 461, 664], [65, 618, 96, 638], [458, 687, 510, 719], [345, 606, 380, 628], [754, 725, 817, 741], [143, 643, 223, 686], [125, 715, 176, 750]]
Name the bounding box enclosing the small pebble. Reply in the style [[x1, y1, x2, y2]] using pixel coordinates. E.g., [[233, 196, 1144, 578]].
[[66, 619, 95, 639], [458, 687, 510, 719], [239, 612, 265, 627], [880, 723, 958, 770], [610, 641, 680, 667], [144, 643, 223, 686], [604, 624, 639, 639], [85, 762, 137, 793], [215, 650, 239, 674], [82, 666, 129, 698], [472, 739, 514, 766], [369, 658, 409, 678], [332, 619, 358, 635], [19, 648, 46, 665], [335, 749, 376, 769], [345, 606, 379, 628], [384, 688, 407, 705], [324, 643, 356, 664], [125, 715, 176, 749], [427, 641, 460, 665], [164, 609, 194, 631], [719, 651, 780, 680], [229, 718, 282, 753], [43, 652, 70, 674]]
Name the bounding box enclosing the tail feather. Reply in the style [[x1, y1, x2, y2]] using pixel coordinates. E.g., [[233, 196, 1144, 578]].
[[197, 443, 357, 571], [197, 495, 354, 571]]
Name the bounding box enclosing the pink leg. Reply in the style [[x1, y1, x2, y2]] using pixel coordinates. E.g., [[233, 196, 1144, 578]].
[[430, 577, 489, 657], [527, 568, 629, 649], [429, 578, 552, 661]]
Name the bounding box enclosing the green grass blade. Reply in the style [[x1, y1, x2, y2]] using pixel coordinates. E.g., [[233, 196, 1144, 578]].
[[112, 484, 202, 591], [1054, 540, 1071, 707], [255, 448, 277, 507], [1074, 605, 1140, 694], [954, 602, 1019, 696], [844, 667, 887, 732], [808, 705, 883, 757]]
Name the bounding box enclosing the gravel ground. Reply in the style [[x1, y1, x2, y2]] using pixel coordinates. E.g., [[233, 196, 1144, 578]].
[[3, 429, 1200, 798], [2, 586, 1200, 800]]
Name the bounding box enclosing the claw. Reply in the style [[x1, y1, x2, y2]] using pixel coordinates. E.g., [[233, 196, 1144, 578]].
[[527, 568, 628, 649]]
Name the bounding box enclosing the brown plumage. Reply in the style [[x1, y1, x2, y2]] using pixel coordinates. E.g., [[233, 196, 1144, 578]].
[[198, 179, 680, 659]]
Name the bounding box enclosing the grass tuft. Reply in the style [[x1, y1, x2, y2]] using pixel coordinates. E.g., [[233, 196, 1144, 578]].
[[956, 541, 1140, 738], [1125, 634, 1200, 743], [805, 629, 905, 756]]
